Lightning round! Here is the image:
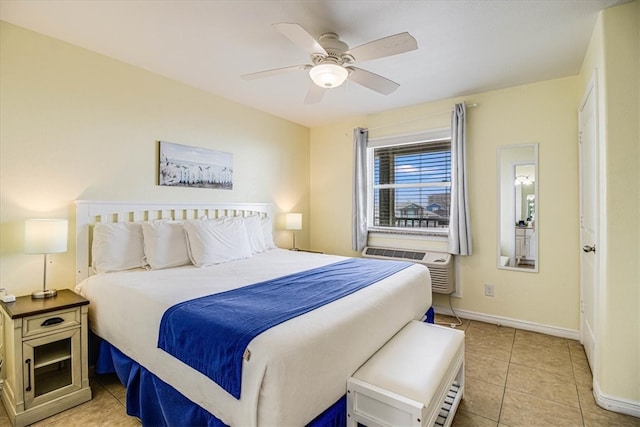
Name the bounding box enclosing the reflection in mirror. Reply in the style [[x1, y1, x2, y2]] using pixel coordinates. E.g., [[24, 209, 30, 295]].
[[498, 144, 538, 272]]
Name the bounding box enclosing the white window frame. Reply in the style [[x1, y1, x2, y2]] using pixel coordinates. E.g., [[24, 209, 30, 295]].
[[366, 128, 452, 237]]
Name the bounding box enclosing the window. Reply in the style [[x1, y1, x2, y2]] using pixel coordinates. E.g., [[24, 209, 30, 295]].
[[368, 134, 451, 233]]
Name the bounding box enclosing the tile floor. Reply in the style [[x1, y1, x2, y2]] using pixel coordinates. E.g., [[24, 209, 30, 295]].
[[1, 316, 638, 426], [440, 315, 639, 427]]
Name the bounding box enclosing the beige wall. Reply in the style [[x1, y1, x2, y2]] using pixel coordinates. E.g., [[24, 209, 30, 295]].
[[579, 1, 639, 407], [0, 21, 310, 297], [311, 77, 581, 331], [309, 117, 364, 256]]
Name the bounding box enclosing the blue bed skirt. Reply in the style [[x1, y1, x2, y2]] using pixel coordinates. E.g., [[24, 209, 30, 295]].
[[96, 306, 434, 426]]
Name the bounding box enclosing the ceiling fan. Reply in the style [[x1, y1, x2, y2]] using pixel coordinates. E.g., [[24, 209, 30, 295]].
[[241, 23, 418, 103]]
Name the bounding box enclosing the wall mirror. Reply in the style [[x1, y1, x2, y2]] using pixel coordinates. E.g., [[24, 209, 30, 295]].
[[497, 143, 539, 272]]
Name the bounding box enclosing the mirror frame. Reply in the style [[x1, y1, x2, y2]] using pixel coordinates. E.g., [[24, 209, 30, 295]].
[[497, 143, 539, 273]]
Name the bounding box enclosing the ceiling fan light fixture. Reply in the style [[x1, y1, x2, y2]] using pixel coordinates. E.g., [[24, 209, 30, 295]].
[[515, 175, 533, 185], [309, 63, 348, 88]]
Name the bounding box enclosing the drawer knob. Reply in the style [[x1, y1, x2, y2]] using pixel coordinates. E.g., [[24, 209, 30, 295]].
[[41, 317, 64, 327]]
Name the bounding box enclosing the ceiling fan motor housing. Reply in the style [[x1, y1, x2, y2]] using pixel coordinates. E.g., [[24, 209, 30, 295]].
[[313, 33, 354, 66]]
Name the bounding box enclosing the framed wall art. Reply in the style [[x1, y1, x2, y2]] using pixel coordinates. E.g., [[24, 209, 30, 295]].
[[159, 141, 233, 190]]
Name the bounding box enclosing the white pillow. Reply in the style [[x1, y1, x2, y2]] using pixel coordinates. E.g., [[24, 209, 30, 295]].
[[243, 215, 267, 254], [261, 216, 277, 249], [141, 220, 191, 270], [183, 218, 252, 267], [92, 222, 146, 274]]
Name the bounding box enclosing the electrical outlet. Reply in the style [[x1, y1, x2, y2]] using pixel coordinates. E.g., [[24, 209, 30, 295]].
[[484, 283, 495, 297]]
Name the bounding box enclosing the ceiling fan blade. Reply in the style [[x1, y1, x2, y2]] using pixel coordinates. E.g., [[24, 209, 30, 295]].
[[304, 83, 326, 104], [241, 65, 310, 80], [274, 23, 327, 56], [347, 32, 417, 62], [347, 67, 399, 95]]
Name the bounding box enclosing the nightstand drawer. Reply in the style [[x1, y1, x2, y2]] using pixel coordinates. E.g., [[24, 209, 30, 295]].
[[22, 308, 80, 338]]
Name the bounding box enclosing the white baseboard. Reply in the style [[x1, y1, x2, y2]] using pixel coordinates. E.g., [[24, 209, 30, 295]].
[[432, 305, 581, 340], [594, 380, 640, 418]]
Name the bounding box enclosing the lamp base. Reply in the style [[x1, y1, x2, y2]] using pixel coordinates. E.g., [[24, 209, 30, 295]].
[[32, 289, 57, 299]]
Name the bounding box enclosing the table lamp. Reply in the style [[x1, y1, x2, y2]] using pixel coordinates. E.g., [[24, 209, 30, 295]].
[[285, 213, 302, 251], [24, 219, 68, 299]]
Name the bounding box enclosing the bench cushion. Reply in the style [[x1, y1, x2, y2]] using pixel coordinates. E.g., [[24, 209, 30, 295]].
[[351, 321, 464, 405]]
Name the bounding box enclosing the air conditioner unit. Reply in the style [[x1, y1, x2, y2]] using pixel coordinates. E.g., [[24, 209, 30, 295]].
[[362, 246, 455, 294]]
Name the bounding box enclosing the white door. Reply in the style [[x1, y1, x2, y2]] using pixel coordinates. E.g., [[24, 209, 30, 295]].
[[578, 73, 599, 369]]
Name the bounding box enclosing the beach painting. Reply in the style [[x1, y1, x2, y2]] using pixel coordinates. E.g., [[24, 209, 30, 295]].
[[159, 141, 233, 189]]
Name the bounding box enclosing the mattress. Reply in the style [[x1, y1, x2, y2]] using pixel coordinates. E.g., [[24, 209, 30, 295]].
[[75, 249, 432, 426]]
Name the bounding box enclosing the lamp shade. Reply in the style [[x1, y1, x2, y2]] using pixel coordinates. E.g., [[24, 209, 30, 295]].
[[309, 63, 348, 88], [24, 219, 68, 254], [285, 213, 302, 230]]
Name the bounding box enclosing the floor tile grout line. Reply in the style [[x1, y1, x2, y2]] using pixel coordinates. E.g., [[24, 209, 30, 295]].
[[506, 360, 580, 385], [569, 339, 589, 426], [509, 333, 578, 381], [457, 320, 505, 424], [464, 348, 513, 365], [95, 376, 128, 409], [503, 385, 587, 411], [504, 331, 588, 425], [497, 320, 518, 426]]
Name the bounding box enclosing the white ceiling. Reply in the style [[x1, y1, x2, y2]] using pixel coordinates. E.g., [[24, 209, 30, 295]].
[[0, 0, 629, 128]]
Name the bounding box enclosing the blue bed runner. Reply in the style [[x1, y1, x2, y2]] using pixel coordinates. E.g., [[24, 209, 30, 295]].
[[158, 258, 413, 399]]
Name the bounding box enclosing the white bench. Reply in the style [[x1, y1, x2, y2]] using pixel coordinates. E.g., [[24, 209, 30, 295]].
[[347, 321, 465, 427]]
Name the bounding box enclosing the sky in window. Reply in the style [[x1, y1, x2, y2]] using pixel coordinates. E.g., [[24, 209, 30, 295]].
[[374, 150, 451, 208]]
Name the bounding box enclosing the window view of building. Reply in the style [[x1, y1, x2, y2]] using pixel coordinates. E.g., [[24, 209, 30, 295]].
[[370, 139, 451, 231]]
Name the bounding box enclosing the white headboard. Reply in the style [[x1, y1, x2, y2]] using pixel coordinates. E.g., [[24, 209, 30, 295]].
[[75, 200, 272, 285]]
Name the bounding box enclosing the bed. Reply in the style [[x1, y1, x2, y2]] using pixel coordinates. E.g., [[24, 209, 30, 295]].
[[73, 200, 433, 426]]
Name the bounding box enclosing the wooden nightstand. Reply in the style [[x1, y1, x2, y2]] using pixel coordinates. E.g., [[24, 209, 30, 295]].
[[0, 289, 92, 427]]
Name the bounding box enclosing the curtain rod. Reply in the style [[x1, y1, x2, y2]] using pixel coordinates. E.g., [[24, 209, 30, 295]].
[[368, 103, 478, 132]]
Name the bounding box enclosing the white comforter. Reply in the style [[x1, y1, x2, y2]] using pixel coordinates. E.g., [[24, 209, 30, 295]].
[[75, 249, 432, 427]]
